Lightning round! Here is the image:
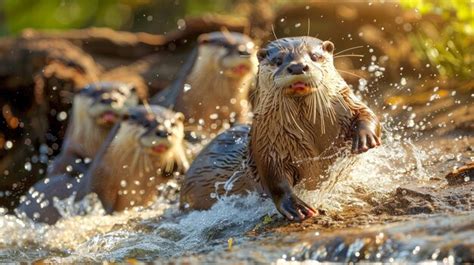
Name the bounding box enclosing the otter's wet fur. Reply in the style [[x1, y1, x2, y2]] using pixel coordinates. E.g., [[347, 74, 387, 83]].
[[16, 105, 188, 224], [180, 36, 381, 221], [48, 82, 138, 177], [89, 106, 188, 212], [151, 31, 257, 137]]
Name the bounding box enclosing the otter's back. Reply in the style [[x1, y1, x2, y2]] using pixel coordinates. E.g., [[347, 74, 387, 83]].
[[180, 124, 257, 210]]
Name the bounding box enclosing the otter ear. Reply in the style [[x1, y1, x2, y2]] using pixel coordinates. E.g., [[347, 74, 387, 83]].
[[122, 113, 130, 121], [322, 41, 334, 54], [257, 48, 267, 62], [174, 112, 185, 123], [198, 34, 210, 45]]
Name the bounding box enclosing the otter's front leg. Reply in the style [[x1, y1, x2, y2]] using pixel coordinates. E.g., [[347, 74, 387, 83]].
[[261, 166, 316, 221], [340, 87, 382, 153], [351, 116, 381, 154]]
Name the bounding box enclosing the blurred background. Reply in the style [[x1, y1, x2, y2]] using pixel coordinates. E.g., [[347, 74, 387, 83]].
[[0, 0, 471, 86], [0, 0, 472, 209]]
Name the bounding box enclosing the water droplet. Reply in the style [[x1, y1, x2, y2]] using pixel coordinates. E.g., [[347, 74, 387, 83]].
[[4, 141, 13, 150], [177, 19, 186, 30], [24, 162, 32, 171], [184, 83, 191, 92], [400, 77, 407, 86], [120, 180, 127, 188], [57, 111, 68, 121]]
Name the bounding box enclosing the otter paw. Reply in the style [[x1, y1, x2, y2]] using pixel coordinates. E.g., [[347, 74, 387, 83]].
[[277, 194, 316, 222], [351, 121, 381, 154]]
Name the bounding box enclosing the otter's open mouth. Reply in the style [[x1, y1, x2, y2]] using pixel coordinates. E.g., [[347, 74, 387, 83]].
[[284, 81, 316, 96], [97, 111, 119, 125], [151, 143, 170, 153], [231, 64, 250, 75]]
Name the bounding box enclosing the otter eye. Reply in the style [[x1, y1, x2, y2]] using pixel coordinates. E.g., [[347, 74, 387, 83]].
[[155, 130, 171, 138], [310, 53, 324, 62], [272, 56, 284, 66]]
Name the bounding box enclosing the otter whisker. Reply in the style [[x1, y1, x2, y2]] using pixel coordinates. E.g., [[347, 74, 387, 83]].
[[130, 148, 141, 175], [271, 25, 285, 50], [271, 24, 278, 41], [175, 146, 190, 171], [336, 69, 365, 79], [142, 99, 154, 115], [143, 151, 153, 173], [323, 81, 348, 113], [285, 99, 305, 134], [321, 87, 337, 125], [334, 54, 364, 59], [315, 84, 326, 134], [334, 45, 364, 56], [220, 27, 236, 45], [307, 18, 311, 37]]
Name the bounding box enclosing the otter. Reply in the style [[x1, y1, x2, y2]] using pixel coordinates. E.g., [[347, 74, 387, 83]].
[[180, 37, 382, 221], [48, 82, 138, 178], [151, 31, 257, 139], [16, 105, 188, 224]]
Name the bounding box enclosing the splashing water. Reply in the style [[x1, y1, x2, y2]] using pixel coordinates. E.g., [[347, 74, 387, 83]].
[[297, 135, 433, 213], [0, 123, 470, 262], [0, 184, 275, 262]]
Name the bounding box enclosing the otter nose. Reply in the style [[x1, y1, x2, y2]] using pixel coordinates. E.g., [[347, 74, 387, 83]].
[[287, 63, 309, 75], [238, 50, 250, 56], [155, 130, 171, 138], [100, 98, 114, 104]]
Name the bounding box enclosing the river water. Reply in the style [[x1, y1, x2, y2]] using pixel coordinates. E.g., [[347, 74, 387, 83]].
[[0, 122, 472, 263]]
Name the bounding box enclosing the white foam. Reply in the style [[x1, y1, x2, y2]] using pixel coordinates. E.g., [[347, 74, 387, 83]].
[[297, 136, 434, 213]]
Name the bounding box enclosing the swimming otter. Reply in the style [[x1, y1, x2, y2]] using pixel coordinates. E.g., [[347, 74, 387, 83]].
[[151, 31, 257, 138], [180, 37, 382, 221], [16, 105, 188, 224], [48, 82, 139, 178]]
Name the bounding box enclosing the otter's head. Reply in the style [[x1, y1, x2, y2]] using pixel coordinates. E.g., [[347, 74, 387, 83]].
[[256, 37, 345, 99], [110, 105, 188, 174], [76, 82, 139, 128], [126, 106, 185, 157], [197, 31, 257, 79]]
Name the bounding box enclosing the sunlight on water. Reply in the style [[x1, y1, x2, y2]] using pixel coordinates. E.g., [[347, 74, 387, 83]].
[[277, 212, 474, 264], [0, 121, 469, 263], [0, 184, 275, 262], [298, 137, 434, 213], [61, 193, 274, 262]]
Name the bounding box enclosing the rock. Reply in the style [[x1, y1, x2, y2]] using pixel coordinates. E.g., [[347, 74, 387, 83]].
[[446, 162, 474, 186]]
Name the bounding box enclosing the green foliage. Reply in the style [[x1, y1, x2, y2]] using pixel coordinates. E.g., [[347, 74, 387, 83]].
[[400, 0, 473, 80], [0, 0, 233, 36], [3, 0, 136, 32]]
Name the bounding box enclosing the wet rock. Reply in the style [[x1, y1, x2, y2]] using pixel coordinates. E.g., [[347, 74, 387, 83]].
[[446, 162, 474, 186], [373, 187, 436, 215], [374, 181, 474, 216]]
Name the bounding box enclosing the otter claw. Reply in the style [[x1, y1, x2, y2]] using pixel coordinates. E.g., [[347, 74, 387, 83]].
[[351, 122, 381, 154], [278, 194, 316, 222]]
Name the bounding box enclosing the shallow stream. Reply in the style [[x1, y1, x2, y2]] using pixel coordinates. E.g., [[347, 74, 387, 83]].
[[0, 127, 472, 263]]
